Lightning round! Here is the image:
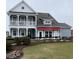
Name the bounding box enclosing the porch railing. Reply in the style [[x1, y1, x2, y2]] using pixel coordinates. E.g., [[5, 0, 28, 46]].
[[10, 21, 36, 26]]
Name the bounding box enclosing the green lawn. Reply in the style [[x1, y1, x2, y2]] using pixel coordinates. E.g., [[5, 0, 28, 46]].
[[21, 42, 73, 59]]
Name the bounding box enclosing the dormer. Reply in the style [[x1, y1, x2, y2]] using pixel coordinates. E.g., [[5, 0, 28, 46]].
[[43, 19, 52, 25]]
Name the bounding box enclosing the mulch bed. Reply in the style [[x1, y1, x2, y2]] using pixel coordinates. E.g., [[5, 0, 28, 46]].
[[6, 45, 26, 59]]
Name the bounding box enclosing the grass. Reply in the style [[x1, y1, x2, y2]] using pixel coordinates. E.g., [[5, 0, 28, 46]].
[[21, 42, 73, 59]]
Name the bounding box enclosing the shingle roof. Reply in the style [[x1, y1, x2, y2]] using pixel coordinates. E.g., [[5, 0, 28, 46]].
[[37, 13, 59, 27], [37, 13, 71, 29], [37, 13, 53, 19], [59, 23, 71, 28]]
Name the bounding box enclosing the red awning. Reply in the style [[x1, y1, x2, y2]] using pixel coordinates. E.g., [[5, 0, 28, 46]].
[[37, 27, 61, 31]]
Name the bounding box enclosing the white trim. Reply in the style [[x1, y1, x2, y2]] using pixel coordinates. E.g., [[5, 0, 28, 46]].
[[17, 28, 19, 37], [8, 1, 36, 13], [43, 20, 52, 25]]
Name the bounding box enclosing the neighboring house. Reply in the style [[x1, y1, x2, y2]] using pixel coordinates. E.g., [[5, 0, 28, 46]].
[[7, 1, 71, 39]]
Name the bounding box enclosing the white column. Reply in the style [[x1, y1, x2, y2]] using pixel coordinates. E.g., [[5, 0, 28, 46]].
[[35, 28, 37, 37], [26, 28, 28, 36], [58, 30, 60, 39], [11, 29, 14, 37], [59, 30, 61, 39], [53, 30, 55, 37], [35, 15, 37, 26], [9, 15, 11, 26], [26, 15, 28, 26], [10, 28, 12, 37], [17, 28, 19, 37], [9, 14, 11, 35], [42, 31, 45, 37], [52, 31, 54, 37], [17, 15, 19, 26], [43, 31, 45, 37]]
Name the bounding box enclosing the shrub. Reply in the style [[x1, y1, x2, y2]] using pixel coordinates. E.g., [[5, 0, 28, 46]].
[[6, 36, 17, 53], [22, 36, 30, 45], [6, 36, 13, 40], [14, 37, 22, 45], [6, 41, 12, 53], [6, 37, 15, 53], [67, 36, 73, 41], [14, 36, 30, 45]]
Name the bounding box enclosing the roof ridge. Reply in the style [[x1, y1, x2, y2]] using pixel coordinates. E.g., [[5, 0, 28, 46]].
[[8, 0, 36, 13], [37, 12, 49, 14]]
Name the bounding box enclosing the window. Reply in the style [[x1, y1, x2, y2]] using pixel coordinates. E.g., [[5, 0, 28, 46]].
[[45, 31, 49, 38], [21, 6, 24, 9], [20, 29, 26, 36], [44, 20, 51, 25], [21, 32, 24, 36], [45, 31, 52, 38], [49, 31, 52, 37], [13, 29, 17, 36]]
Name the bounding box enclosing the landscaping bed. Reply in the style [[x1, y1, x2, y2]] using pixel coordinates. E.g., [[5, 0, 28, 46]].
[[6, 45, 25, 59]]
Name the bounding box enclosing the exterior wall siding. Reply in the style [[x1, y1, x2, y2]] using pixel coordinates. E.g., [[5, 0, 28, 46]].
[[60, 29, 71, 38], [53, 31, 60, 37], [11, 2, 35, 12]]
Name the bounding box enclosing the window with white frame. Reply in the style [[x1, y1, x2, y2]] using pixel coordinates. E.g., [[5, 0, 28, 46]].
[[45, 31, 49, 38], [12, 29, 17, 36], [45, 31, 52, 38], [43, 20, 52, 25], [20, 29, 26, 36]]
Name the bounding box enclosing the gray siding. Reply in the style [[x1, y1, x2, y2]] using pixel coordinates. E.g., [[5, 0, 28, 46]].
[[60, 29, 71, 38]]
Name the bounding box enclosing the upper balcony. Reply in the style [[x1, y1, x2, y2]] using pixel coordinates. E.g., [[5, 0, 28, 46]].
[[10, 15, 36, 27], [10, 21, 36, 26]]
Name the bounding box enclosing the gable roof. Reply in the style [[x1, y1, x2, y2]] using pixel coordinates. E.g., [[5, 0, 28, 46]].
[[8, 0, 36, 13]]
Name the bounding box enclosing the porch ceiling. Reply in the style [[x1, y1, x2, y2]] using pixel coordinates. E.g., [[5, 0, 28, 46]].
[[37, 27, 61, 31]]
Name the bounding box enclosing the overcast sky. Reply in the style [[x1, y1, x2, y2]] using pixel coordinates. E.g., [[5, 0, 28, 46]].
[[6, 0, 73, 31]]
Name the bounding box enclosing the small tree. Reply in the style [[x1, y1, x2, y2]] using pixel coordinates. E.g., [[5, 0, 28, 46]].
[[6, 41, 12, 53], [6, 36, 12, 40]]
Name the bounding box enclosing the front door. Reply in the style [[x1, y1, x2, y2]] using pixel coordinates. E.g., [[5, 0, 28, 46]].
[[39, 32, 42, 38], [28, 29, 35, 39]]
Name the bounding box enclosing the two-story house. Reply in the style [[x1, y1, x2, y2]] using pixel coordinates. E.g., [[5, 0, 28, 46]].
[[7, 1, 71, 39]]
